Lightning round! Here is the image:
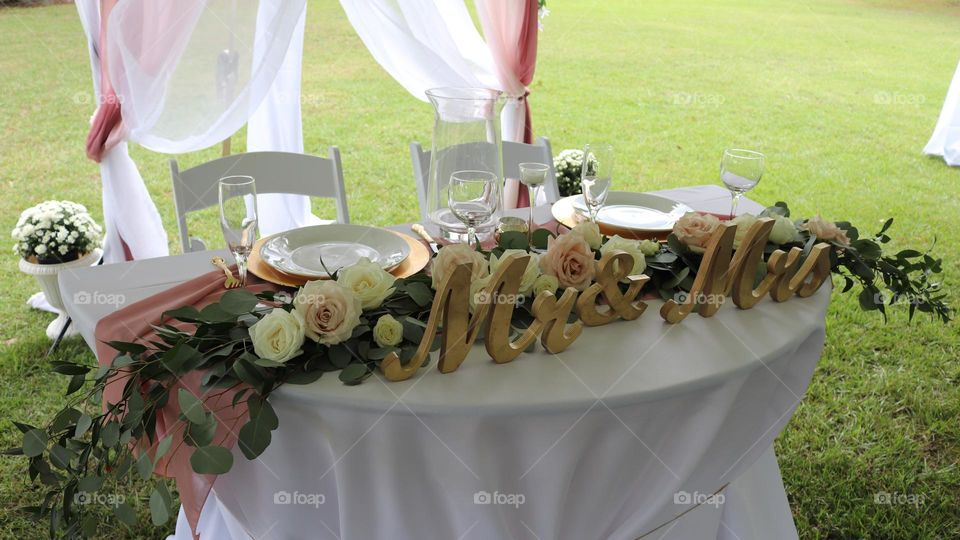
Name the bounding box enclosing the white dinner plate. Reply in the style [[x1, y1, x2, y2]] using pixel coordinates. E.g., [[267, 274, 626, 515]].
[[570, 192, 693, 232], [260, 224, 410, 278]]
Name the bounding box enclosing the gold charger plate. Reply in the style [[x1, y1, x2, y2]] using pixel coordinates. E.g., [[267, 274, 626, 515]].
[[249, 229, 430, 288], [552, 195, 676, 240]]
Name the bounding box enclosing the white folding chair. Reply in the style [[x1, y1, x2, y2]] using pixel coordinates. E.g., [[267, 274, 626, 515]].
[[409, 137, 560, 222], [169, 149, 349, 253]]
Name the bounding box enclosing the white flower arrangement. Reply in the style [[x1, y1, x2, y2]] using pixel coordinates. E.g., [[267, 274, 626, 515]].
[[11, 200, 102, 263], [553, 148, 598, 197]]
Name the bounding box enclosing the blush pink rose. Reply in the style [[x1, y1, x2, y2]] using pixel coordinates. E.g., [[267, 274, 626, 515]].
[[539, 233, 596, 291], [803, 215, 850, 246], [673, 212, 722, 253], [294, 280, 362, 345], [430, 243, 489, 289]]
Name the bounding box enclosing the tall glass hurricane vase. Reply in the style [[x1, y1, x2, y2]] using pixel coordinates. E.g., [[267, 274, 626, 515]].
[[426, 88, 506, 243], [219, 176, 258, 286]]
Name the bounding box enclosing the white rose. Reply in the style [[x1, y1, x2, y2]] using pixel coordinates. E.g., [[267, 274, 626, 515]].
[[769, 214, 799, 245], [599, 235, 646, 281], [336, 257, 396, 310], [532, 274, 559, 297], [489, 249, 541, 295], [294, 280, 362, 345], [373, 314, 403, 347], [571, 221, 602, 249], [730, 214, 759, 250], [248, 308, 306, 363]]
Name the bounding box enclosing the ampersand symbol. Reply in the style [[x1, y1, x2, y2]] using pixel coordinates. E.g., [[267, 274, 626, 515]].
[[575, 250, 648, 327]]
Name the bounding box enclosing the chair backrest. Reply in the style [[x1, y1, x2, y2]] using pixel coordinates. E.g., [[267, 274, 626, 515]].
[[409, 136, 559, 222], [169, 149, 349, 253]]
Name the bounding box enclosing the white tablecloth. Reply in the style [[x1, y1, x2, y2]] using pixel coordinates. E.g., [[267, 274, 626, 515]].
[[60, 186, 826, 540]]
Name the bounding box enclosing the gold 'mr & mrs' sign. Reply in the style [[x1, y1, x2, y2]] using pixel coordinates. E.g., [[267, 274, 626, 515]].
[[380, 217, 832, 382]]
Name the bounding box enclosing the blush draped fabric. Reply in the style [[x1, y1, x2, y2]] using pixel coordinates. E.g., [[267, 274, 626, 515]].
[[94, 270, 276, 539]]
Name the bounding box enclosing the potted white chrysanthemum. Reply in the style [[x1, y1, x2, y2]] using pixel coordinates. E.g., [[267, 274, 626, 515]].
[[553, 149, 598, 197], [14, 201, 103, 338]]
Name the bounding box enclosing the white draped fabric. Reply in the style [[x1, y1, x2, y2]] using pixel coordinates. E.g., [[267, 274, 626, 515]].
[[339, 0, 530, 208], [246, 5, 320, 235], [76, 1, 168, 263], [924, 60, 960, 165]]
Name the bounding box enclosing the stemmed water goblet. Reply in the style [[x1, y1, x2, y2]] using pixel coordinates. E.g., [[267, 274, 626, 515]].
[[720, 149, 764, 217], [519, 162, 549, 244], [580, 143, 614, 223], [219, 175, 259, 286], [448, 170, 499, 248]]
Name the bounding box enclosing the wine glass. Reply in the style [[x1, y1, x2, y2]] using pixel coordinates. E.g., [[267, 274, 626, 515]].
[[720, 149, 764, 217], [219, 175, 258, 286], [519, 162, 549, 242], [448, 170, 498, 248], [580, 143, 614, 223]]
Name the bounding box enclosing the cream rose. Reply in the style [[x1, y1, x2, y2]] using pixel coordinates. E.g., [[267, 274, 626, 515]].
[[373, 314, 403, 348], [294, 280, 362, 345], [490, 249, 541, 294], [599, 235, 647, 281], [430, 244, 489, 289], [337, 257, 396, 310], [803, 215, 850, 246], [639, 239, 660, 257], [532, 274, 559, 297], [571, 221, 602, 249], [673, 212, 722, 253], [769, 214, 799, 245], [248, 308, 305, 363], [539, 233, 596, 291], [730, 214, 759, 250], [469, 275, 492, 313]]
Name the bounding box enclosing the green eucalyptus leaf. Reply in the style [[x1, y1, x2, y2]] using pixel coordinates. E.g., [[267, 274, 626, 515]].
[[190, 445, 234, 475], [339, 363, 371, 386], [498, 231, 528, 250], [531, 228, 553, 250], [49, 445, 71, 469], [163, 305, 204, 323], [150, 487, 170, 526], [136, 451, 153, 480], [74, 414, 92, 438], [406, 282, 434, 307], [66, 373, 85, 396], [113, 502, 137, 526], [219, 289, 260, 315], [155, 435, 174, 459], [177, 389, 208, 425], [77, 475, 102, 493]]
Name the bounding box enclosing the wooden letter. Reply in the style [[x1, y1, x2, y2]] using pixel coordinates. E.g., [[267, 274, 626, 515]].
[[532, 288, 582, 353], [660, 223, 736, 323], [380, 262, 490, 381], [484, 253, 543, 364], [727, 218, 780, 309], [576, 250, 648, 326]]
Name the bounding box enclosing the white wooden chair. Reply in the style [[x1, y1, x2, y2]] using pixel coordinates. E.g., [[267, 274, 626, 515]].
[[169, 149, 349, 253], [409, 137, 560, 222]]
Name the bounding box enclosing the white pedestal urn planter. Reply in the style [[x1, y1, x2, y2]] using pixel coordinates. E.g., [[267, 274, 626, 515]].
[[19, 249, 102, 340]]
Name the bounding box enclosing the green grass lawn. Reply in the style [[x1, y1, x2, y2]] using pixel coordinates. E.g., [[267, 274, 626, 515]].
[[2, 0, 959, 537]]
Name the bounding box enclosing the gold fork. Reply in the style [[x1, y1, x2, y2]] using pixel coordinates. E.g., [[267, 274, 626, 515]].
[[211, 256, 242, 289]]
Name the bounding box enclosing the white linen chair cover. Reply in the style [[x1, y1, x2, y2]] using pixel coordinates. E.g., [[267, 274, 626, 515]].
[[409, 137, 560, 222], [169, 150, 349, 253]]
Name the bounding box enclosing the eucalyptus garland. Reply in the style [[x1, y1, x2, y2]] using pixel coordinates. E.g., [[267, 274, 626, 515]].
[[5, 202, 949, 537]]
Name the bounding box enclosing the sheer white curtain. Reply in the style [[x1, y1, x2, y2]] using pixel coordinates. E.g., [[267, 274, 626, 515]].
[[924, 60, 960, 165], [77, 0, 168, 264], [338, 0, 531, 208], [88, 0, 312, 251]]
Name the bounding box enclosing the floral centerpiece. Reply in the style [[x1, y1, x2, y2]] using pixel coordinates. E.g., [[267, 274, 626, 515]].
[[6, 201, 951, 537], [553, 148, 597, 197], [13, 200, 102, 264]]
